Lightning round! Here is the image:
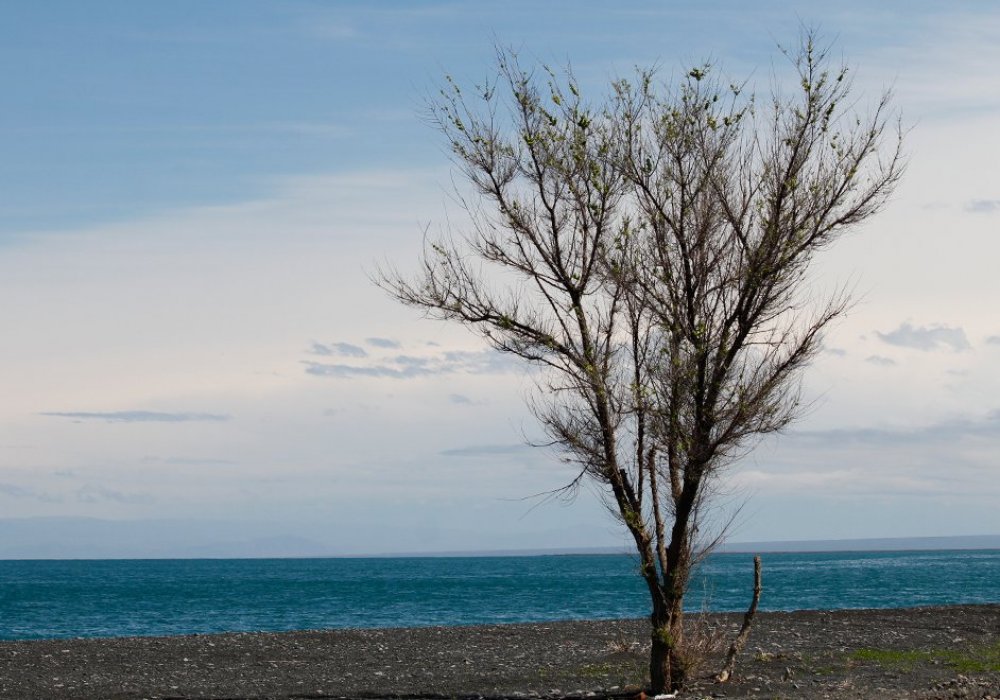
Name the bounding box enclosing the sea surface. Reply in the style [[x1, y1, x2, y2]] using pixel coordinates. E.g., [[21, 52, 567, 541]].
[[1, 550, 998, 640]]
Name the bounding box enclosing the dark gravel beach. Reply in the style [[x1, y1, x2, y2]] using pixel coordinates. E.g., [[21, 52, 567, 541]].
[[1, 605, 998, 699]]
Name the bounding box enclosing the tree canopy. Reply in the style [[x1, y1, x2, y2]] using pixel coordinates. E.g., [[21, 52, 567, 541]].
[[379, 34, 904, 692]]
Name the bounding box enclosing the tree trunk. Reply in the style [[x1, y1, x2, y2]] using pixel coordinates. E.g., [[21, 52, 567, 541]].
[[649, 604, 686, 693]]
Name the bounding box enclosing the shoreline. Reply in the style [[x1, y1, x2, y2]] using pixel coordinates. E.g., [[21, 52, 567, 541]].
[[5, 598, 1000, 645], [0, 601, 995, 644], [1, 604, 998, 699]]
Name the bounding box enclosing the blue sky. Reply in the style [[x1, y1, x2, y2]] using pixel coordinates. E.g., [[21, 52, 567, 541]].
[[1, 1, 999, 556]]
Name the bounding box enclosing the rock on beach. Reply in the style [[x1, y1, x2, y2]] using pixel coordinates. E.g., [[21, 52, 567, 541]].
[[0, 605, 998, 699]]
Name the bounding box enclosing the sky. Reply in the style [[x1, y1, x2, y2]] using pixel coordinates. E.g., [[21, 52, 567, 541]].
[[1, 1, 999, 557]]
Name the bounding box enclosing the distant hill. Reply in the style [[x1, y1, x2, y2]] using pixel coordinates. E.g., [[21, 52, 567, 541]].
[[718, 534, 1000, 553], [385, 535, 1000, 557], [0, 517, 337, 560]]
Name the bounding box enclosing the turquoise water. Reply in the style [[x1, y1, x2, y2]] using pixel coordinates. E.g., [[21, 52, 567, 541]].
[[0, 550, 998, 640]]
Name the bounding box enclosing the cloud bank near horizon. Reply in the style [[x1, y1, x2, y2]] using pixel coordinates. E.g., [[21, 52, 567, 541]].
[[40, 411, 231, 423]]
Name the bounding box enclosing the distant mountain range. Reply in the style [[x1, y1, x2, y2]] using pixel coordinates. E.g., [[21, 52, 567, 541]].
[[391, 535, 1000, 557], [0, 517, 997, 559], [718, 534, 1000, 553], [0, 517, 333, 560]]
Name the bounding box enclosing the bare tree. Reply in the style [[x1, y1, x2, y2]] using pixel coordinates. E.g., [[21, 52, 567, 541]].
[[378, 34, 903, 693]]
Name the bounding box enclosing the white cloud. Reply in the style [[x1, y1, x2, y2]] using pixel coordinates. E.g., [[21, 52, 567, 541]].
[[876, 322, 971, 352], [308, 342, 367, 358], [735, 467, 948, 498], [748, 410, 1000, 480], [440, 443, 534, 457], [304, 346, 527, 379], [0, 483, 61, 503], [41, 411, 229, 423], [965, 199, 1000, 214], [76, 483, 155, 505]]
